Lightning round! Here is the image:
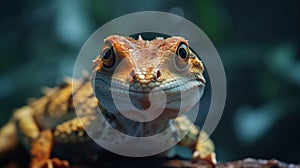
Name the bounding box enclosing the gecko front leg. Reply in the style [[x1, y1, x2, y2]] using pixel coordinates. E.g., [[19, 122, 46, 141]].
[[30, 130, 69, 168], [175, 116, 216, 166], [191, 131, 216, 165], [14, 106, 69, 168]]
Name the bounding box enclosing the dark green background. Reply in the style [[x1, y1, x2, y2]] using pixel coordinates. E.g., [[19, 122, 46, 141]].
[[0, 0, 299, 163]]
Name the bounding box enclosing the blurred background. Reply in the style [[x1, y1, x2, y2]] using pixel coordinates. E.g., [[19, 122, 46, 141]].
[[0, 0, 299, 164]]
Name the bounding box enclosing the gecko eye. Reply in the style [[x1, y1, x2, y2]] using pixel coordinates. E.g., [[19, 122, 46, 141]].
[[175, 42, 190, 71], [101, 47, 116, 69], [176, 43, 189, 60]]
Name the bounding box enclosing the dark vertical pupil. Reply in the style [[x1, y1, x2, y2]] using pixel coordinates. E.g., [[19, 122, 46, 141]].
[[178, 47, 187, 59], [103, 48, 112, 60]]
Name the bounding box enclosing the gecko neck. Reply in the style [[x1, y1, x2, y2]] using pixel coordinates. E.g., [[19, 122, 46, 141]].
[[100, 105, 171, 137]]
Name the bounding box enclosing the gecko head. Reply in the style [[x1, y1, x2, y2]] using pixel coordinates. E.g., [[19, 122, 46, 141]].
[[91, 35, 205, 121]]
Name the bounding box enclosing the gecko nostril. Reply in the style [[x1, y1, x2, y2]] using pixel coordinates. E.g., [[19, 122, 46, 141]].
[[155, 69, 162, 81], [130, 69, 136, 82]]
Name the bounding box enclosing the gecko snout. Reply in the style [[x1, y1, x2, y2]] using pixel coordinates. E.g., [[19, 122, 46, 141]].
[[130, 68, 162, 85]]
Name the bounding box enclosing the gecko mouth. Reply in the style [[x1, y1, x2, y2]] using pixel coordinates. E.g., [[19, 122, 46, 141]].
[[93, 75, 204, 115], [94, 77, 204, 98]]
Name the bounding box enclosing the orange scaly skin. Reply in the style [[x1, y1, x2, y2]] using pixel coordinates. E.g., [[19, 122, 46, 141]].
[[0, 35, 216, 168]]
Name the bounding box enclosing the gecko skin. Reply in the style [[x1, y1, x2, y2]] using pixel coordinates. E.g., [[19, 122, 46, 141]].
[[0, 35, 216, 168]]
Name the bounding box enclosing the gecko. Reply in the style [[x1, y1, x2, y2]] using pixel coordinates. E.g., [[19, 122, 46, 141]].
[[0, 35, 216, 168]]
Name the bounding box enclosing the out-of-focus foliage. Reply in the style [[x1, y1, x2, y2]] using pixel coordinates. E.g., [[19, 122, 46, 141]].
[[0, 0, 299, 163]]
